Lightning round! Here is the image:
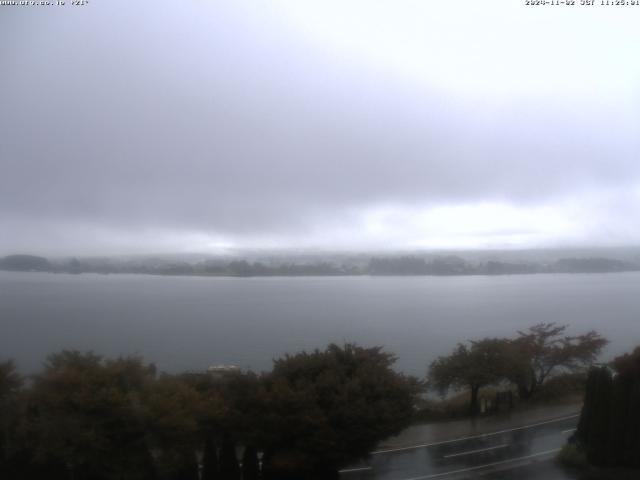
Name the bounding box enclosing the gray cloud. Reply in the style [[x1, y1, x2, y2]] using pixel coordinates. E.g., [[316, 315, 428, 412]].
[[1, 1, 639, 253]]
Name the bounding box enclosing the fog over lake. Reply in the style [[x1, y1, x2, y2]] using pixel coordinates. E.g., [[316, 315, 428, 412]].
[[2, 271, 638, 376]]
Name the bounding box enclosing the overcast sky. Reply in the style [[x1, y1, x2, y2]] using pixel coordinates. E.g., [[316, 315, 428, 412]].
[[2, 0, 639, 255]]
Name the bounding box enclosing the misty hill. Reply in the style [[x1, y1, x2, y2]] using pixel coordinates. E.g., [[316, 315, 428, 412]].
[[368, 255, 471, 275], [2, 251, 640, 277], [0, 254, 50, 272], [553, 257, 635, 273]]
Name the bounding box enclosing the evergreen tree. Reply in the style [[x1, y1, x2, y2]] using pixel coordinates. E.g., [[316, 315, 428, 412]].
[[201, 437, 219, 480], [218, 436, 239, 480], [577, 366, 612, 465], [241, 446, 259, 480], [577, 347, 640, 468]]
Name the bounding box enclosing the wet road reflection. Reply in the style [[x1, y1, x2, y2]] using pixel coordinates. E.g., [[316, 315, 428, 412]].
[[340, 415, 578, 480]]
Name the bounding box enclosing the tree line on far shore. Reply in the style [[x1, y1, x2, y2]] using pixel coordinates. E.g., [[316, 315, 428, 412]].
[[2, 253, 639, 277]]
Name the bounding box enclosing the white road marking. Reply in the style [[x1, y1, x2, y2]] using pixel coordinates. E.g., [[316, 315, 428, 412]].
[[443, 443, 509, 459], [561, 428, 576, 434], [371, 413, 579, 455], [338, 466, 372, 474], [400, 448, 561, 480]]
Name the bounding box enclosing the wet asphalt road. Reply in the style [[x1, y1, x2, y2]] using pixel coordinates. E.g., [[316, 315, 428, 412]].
[[339, 414, 579, 480]]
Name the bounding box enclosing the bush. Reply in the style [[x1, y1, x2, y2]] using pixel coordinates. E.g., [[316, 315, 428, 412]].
[[532, 372, 587, 402], [557, 444, 588, 469], [261, 343, 422, 474]]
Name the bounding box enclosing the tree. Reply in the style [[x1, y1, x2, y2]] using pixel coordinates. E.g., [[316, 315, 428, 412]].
[[26, 351, 158, 480], [576, 346, 640, 468], [428, 338, 512, 415], [143, 375, 205, 480], [241, 446, 259, 480], [576, 366, 613, 466], [178, 370, 260, 478], [509, 323, 607, 399], [201, 436, 219, 480], [218, 435, 239, 480], [0, 361, 23, 475], [260, 343, 421, 478], [607, 346, 640, 467], [0, 361, 22, 399]]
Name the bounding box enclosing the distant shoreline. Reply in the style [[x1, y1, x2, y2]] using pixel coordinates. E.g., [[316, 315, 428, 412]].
[[3, 253, 640, 279]]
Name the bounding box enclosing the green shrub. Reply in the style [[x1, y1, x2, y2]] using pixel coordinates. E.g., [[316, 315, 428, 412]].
[[533, 372, 587, 402], [557, 444, 588, 469]]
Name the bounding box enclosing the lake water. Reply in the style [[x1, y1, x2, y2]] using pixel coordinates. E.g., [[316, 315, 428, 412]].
[[1, 271, 639, 376]]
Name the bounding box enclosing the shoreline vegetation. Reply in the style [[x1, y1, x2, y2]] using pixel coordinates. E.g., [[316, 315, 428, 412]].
[[0, 344, 420, 480], [557, 346, 640, 476], [0, 323, 616, 479], [2, 253, 640, 278]]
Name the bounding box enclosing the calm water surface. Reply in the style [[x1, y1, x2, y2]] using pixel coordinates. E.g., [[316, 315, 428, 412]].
[[1, 271, 639, 375]]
